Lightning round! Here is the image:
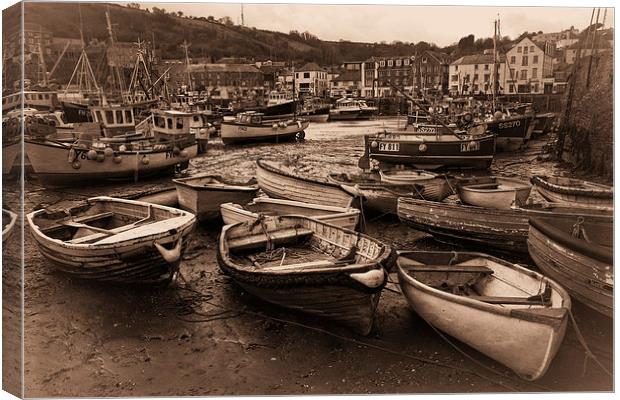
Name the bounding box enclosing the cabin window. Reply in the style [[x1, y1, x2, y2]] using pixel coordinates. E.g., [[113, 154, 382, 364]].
[[44, 94, 50, 99], [167, 118, 173, 129], [116, 110, 124, 124], [155, 116, 166, 128], [38, 94, 43, 100], [176, 118, 184, 130], [105, 110, 114, 124], [94, 110, 103, 122], [125, 110, 133, 124], [193, 115, 200, 122], [251, 116, 261, 124]]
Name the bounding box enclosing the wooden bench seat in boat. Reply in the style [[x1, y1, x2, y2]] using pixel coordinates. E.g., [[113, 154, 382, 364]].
[[40, 212, 116, 234], [400, 263, 494, 275], [228, 228, 314, 251]]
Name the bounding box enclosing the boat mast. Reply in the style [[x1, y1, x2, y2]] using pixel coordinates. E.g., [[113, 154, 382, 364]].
[[492, 16, 499, 111], [181, 40, 193, 92], [106, 7, 126, 94]]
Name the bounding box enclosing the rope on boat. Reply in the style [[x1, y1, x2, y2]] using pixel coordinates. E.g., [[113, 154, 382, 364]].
[[443, 174, 457, 196], [568, 309, 612, 378]]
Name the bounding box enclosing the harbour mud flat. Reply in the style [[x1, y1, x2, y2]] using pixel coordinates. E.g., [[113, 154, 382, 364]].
[[10, 118, 612, 396]]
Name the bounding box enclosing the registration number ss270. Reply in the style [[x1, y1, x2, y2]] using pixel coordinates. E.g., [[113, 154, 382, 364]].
[[379, 142, 400, 152]]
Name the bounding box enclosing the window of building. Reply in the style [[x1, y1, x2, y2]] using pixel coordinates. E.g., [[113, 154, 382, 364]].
[[388, 59, 393, 67], [484, 64, 489, 70], [532, 83, 539, 93], [295, 73, 299, 78], [474, 74, 479, 81], [522, 56, 528, 66], [533, 55, 539, 64], [520, 70, 527, 80], [422, 57, 428, 63], [454, 65, 458, 71], [451, 74, 458, 82], [303, 72, 310, 78], [530, 46, 535, 53], [474, 84, 479, 92], [510, 55, 516, 64], [484, 74, 490, 82], [524, 46, 529, 54], [474, 64, 479, 70], [510, 68, 516, 79], [532, 68, 538, 79], [396, 59, 402, 67], [380, 60, 385, 67], [404, 59, 410, 66], [517, 46, 522, 53], [509, 84, 515, 93]]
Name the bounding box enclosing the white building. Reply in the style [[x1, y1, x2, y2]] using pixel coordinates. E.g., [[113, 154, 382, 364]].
[[505, 37, 555, 94], [295, 62, 328, 96], [449, 53, 507, 96]]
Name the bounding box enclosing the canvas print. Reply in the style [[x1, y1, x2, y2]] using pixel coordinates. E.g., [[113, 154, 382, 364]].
[[1, 1, 614, 397]]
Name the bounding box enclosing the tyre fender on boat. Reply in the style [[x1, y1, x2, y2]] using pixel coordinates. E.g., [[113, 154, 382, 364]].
[[349, 269, 385, 289]]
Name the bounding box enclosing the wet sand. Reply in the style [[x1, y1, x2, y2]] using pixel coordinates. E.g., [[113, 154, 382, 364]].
[[10, 118, 613, 396]]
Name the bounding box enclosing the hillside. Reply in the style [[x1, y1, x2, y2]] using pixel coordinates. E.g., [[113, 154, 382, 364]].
[[20, 2, 444, 64]]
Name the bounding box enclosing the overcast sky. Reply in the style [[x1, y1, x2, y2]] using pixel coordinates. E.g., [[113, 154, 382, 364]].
[[132, 2, 614, 47]]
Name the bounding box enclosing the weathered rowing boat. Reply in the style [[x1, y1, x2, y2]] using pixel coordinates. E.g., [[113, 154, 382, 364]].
[[27, 197, 196, 284], [531, 175, 613, 206], [397, 251, 570, 381], [378, 169, 437, 185], [25, 138, 197, 187], [456, 176, 532, 209], [361, 131, 496, 170], [217, 215, 392, 334], [397, 197, 612, 253], [220, 112, 309, 144], [528, 217, 613, 318], [2, 209, 18, 244], [173, 175, 259, 221], [220, 197, 360, 230], [256, 159, 355, 208], [378, 169, 453, 201]]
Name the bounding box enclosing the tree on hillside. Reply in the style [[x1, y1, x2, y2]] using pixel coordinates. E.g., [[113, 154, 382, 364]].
[[457, 34, 475, 51]]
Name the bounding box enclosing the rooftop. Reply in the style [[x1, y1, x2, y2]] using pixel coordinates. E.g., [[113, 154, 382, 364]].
[[451, 53, 506, 66], [333, 70, 362, 82]]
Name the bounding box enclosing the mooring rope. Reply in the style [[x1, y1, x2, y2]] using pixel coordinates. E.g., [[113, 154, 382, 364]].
[[568, 308, 612, 377]]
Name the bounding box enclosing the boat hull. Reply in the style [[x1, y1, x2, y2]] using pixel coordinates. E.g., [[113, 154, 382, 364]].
[[397, 252, 569, 380], [24, 140, 196, 187], [456, 177, 532, 209], [528, 219, 613, 318], [485, 115, 534, 152], [256, 159, 355, 208], [531, 176, 613, 206], [27, 197, 196, 285], [2, 141, 21, 175], [397, 197, 613, 253], [366, 133, 495, 169], [220, 198, 360, 230], [329, 110, 360, 121], [174, 181, 259, 221], [221, 120, 309, 145]]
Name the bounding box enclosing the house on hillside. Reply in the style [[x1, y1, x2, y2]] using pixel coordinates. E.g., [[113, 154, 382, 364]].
[[412, 50, 451, 95], [449, 53, 507, 96], [295, 62, 328, 96], [562, 36, 612, 64], [505, 37, 555, 94]]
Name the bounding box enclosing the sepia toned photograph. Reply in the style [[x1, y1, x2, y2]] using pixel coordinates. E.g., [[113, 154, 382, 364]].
[[1, 1, 614, 397]]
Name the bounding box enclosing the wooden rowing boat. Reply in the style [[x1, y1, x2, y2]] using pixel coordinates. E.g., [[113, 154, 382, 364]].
[[173, 175, 259, 221], [397, 197, 612, 253], [456, 176, 532, 209], [361, 131, 496, 170], [378, 169, 453, 201], [528, 217, 613, 318], [531, 175, 613, 206], [220, 197, 360, 230], [256, 159, 355, 208], [397, 251, 570, 381], [27, 197, 196, 285], [217, 215, 392, 334], [2, 209, 17, 245]]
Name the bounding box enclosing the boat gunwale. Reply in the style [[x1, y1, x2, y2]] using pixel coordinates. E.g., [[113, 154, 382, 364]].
[[2, 209, 18, 240], [396, 250, 571, 325], [25, 138, 197, 155], [257, 159, 350, 191], [457, 177, 532, 194], [173, 175, 259, 192], [531, 175, 613, 199], [27, 196, 196, 250], [220, 198, 361, 221]]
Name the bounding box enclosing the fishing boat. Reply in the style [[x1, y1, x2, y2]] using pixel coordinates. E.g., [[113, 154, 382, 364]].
[[483, 114, 535, 152], [25, 136, 197, 187], [357, 100, 378, 119], [299, 97, 330, 123], [173, 175, 259, 221], [26, 197, 196, 285], [2, 209, 17, 244], [329, 98, 361, 121], [531, 175, 613, 206], [397, 251, 570, 381], [220, 197, 360, 230], [397, 197, 612, 253], [528, 217, 613, 318], [256, 159, 355, 208], [456, 176, 532, 209], [217, 215, 392, 334], [360, 130, 496, 170], [220, 112, 309, 144]]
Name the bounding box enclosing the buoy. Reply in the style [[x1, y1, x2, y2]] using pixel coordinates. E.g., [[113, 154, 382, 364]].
[[173, 146, 181, 156], [119, 144, 127, 152], [494, 111, 503, 120], [349, 269, 385, 288], [272, 123, 278, 130], [141, 156, 150, 165], [419, 143, 428, 152], [113, 155, 122, 164], [370, 141, 378, 148], [469, 140, 477, 148], [154, 239, 182, 264], [67, 148, 76, 163], [436, 106, 444, 115], [96, 153, 105, 162], [104, 147, 114, 157], [87, 149, 98, 160], [180, 149, 189, 158], [72, 160, 81, 169]]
